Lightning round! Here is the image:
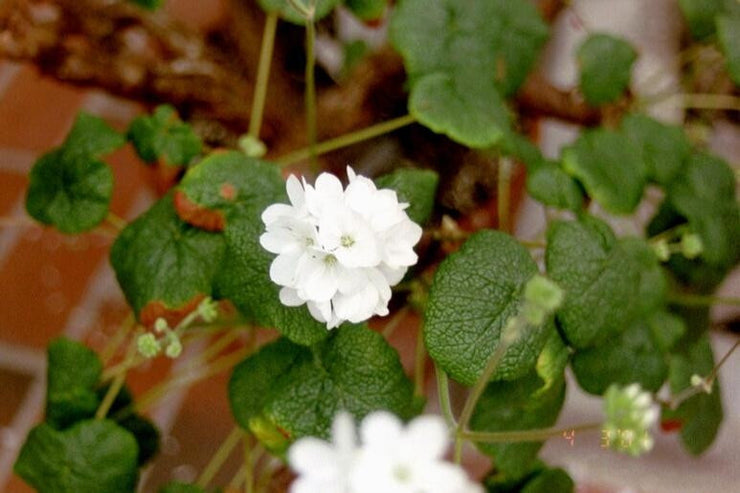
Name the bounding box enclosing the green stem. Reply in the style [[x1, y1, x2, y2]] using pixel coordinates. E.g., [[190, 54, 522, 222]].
[[276, 114, 416, 166], [197, 426, 243, 488], [304, 3, 318, 170], [413, 325, 426, 398], [96, 332, 139, 420], [248, 12, 279, 140], [106, 212, 127, 232], [667, 293, 740, 307], [497, 158, 513, 233], [454, 315, 527, 462], [435, 364, 456, 429], [666, 339, 740, 410], [459, 422, 602, 444]]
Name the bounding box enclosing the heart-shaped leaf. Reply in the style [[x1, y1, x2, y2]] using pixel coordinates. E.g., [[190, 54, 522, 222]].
[[545, 217, 643, 348], [127, 105, 202, 167], [561, 128, 646, 214], [46, 338, 102, 430], [577, 34, 636, 106], [390, 0, 548, 148], [424, 230, 551, 386], [110, 192, 225, 327], [14, 420, 139, 493], [229, 325, 414, 453]]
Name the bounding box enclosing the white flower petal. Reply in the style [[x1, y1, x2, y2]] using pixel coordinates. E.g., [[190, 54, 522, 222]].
[[400, 415, 449, 460], [280, 287, 305, 306], [269, 253, 302, 286], [360, 411, 403, 449], [288, 437, 339, 476]]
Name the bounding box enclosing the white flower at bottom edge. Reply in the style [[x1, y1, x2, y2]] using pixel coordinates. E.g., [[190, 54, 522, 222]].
[[349, 412, 484, 493], [288, 412, 357, 493]]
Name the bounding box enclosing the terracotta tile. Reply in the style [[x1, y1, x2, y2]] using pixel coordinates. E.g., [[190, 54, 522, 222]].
[[0, 66, 86, 151]]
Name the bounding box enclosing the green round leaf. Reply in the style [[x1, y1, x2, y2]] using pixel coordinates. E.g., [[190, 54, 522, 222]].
[[14, 420, 139, 493], [46, 338, 102, 430], [717, 15, 740, 84], [26, 150, 114, 234], [521, 468, 574, 493], [390, 0, 548, 148], [664, 334, 723, 455], [526, 164, 584, 212], [577, 33, 637, 106], [374, 168, 439, 225], [229, 325, 414, 452], [561, 128, 646, 214], [110, 193, 225, 325], [424, 230, 550, 386], [678, 0, 724, 39], [64, 113, 126, 159], [621, 113, 691, 186], [127, 105, 202, 166], [571, 319, 669, 395], [545, 217, 643, 348], [666, 153, 740, 269]]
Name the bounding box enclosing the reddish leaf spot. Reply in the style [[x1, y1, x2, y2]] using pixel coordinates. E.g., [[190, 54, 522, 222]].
[[174, 190, 225, 232], [660, 418, 684, 433], [140, 294, 205, 329], [363, 17, 384, 28], [219, 183, 237, 201]]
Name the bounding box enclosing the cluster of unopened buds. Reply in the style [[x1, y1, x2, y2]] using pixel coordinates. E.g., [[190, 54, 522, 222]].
[[288, 411, 483, 493], [260, 167, 422, 328]]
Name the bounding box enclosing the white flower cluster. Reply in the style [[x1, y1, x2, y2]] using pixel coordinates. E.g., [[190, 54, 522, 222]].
[[288, 411, 484, 493], [260, 167, 422, 329], [603, 383, 659, 456]]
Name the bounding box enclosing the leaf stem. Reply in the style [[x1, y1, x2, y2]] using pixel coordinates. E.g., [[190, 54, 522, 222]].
[[435, 363, 456, 429], [413, 325, 426, 398], [276, 114, 416, 166], [459, 422, 602, 444], [197, 425, 243, 488], [382, 306, 409, 338], [95, 330, 140, 420], [134, 345, 252, 413], [248, 12, 279, 140], [100, 313, 134, 366], [497, 158, 513, 233], [454, 315, 526, 462], [106, 212, 127, 232], [664, 339, 740, 410], [667, 293, 740, 307], [304, 1, 318, 170]]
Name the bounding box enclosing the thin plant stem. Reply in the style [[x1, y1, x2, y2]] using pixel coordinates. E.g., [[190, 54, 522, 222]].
[[248, 12, 279, 140], [227, 464, 246, 493], [106, 212, 127, 232], [96, 331, 140, 420], [413, 325, 426, 398], [459, 422, 602, 444], [667, 293, 740, 307], [182, 329, 243, 371], [665, 339, 740, 410], [435, 363, 456, 429], [497, 158, 513, 233], [134, 346, 252, 413], [382, 306, 409, 338], [276, 114, 416, 166], [302, 0, 318, 169], [100, 313, 134, 366], [197, 426, 243, 488], [454, 315, 526, 462]]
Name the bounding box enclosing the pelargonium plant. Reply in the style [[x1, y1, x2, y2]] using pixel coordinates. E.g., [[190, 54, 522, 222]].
[[5, 0, 740, 492]]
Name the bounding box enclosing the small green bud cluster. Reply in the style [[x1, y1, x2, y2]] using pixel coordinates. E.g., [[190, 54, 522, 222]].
[[239, 135, 267, 158], [197, 296, 219, 323], [651, 230, 703, 262], [603, 383, 657, 456], [136, 317, 183, 360]]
